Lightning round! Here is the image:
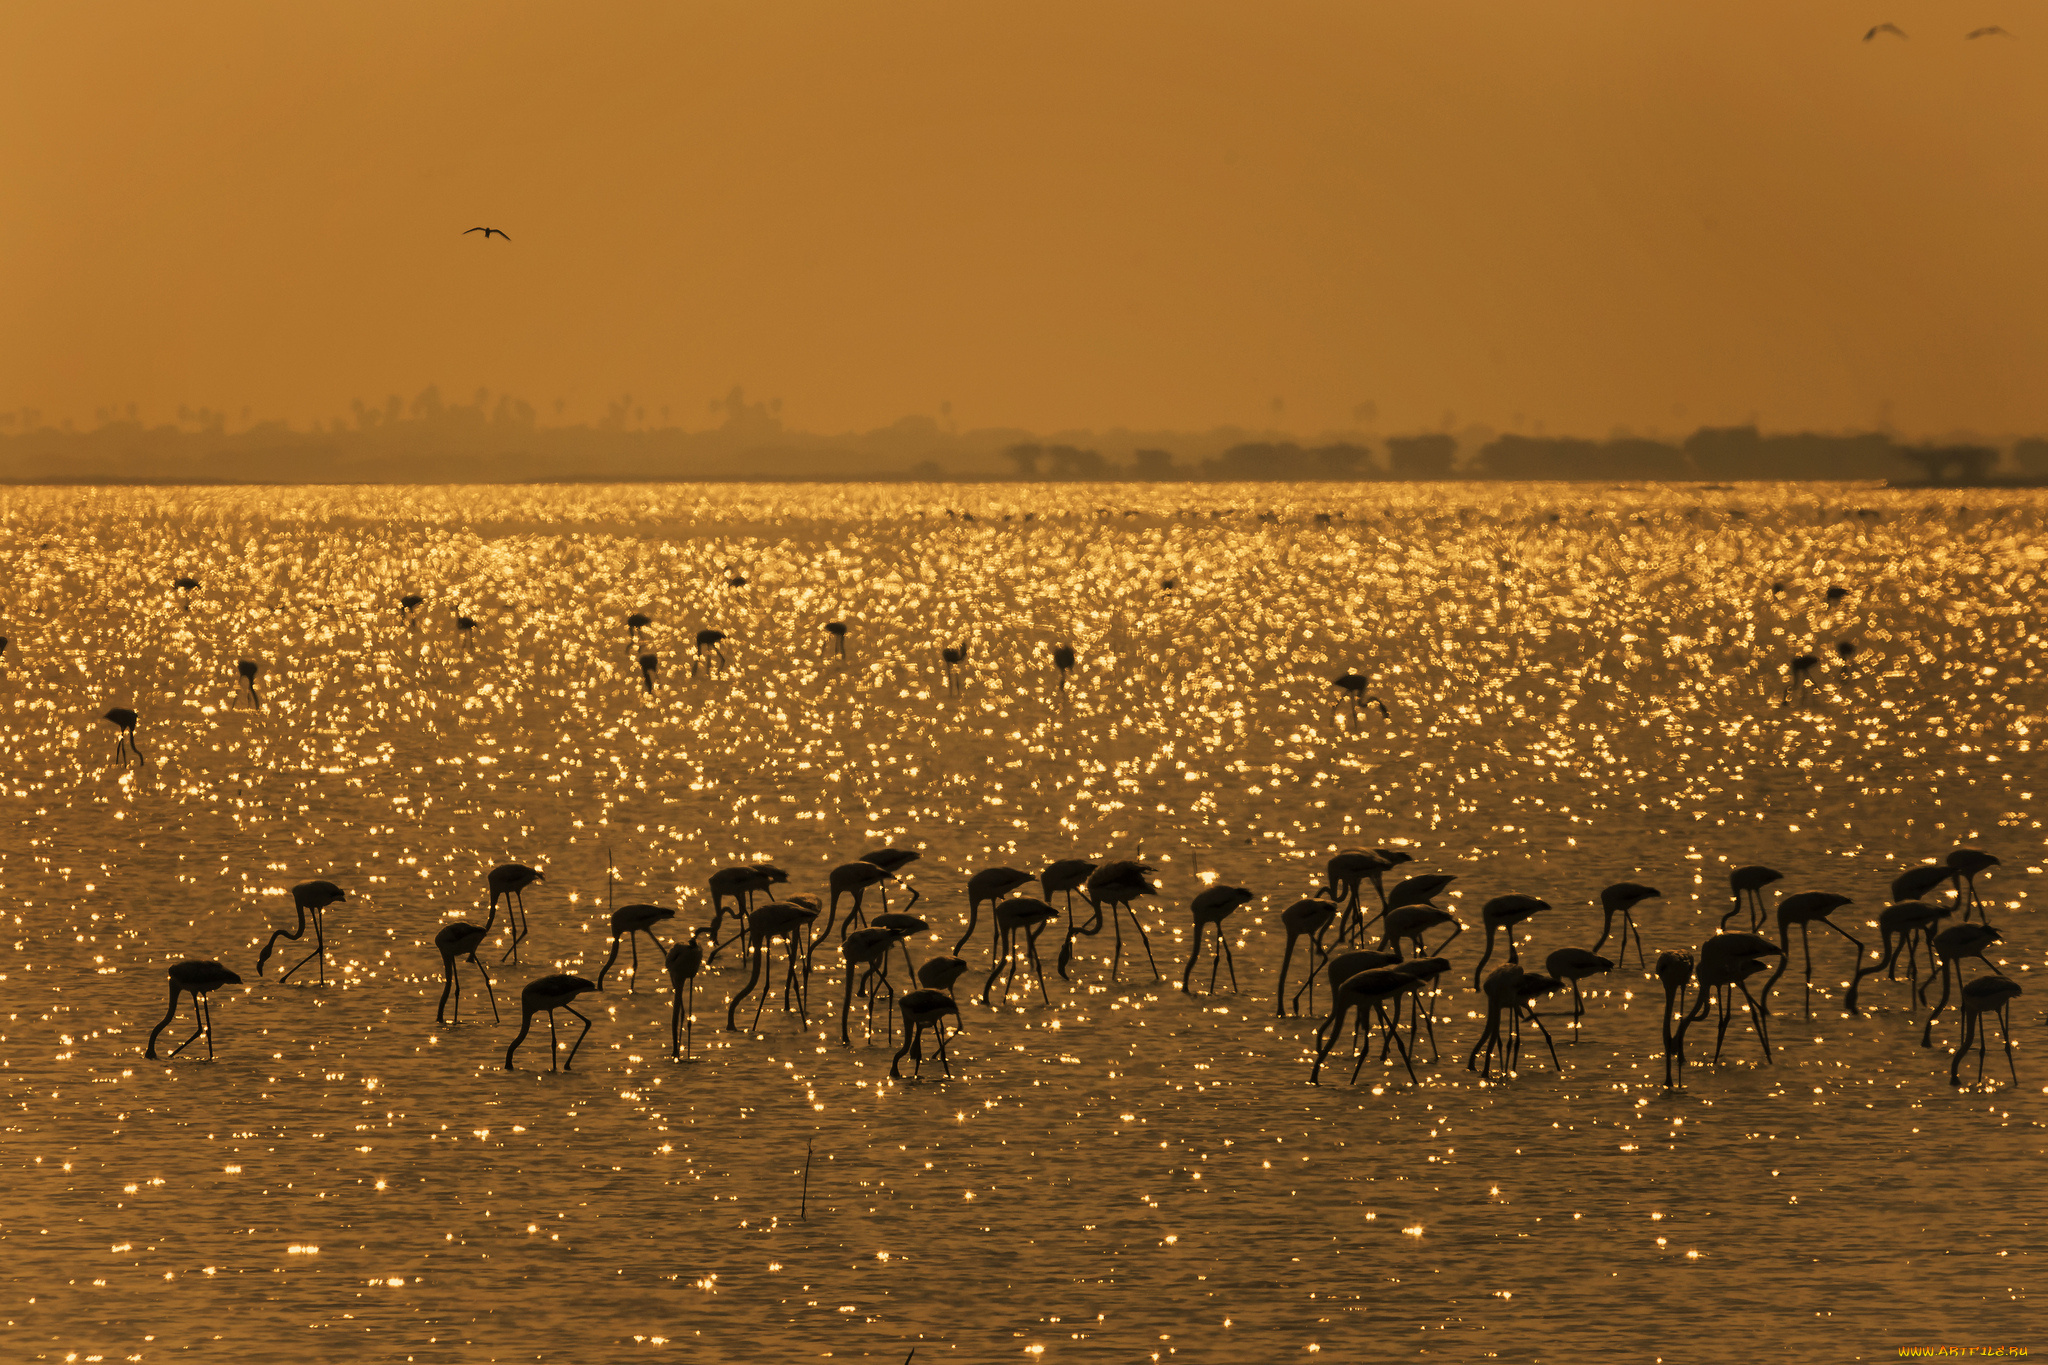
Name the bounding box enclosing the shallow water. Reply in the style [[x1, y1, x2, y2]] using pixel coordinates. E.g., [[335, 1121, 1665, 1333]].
[[0, 481, 2040, 1364]]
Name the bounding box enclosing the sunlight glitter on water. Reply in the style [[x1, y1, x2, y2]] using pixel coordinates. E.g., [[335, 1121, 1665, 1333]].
[[0, 482, 2040, 1362]]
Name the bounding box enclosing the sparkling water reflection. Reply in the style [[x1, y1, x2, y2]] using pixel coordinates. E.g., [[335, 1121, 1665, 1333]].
[[0, 482, 2040, 1362]]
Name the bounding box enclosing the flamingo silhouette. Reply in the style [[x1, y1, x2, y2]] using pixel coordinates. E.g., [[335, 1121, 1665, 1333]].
[[1327, 849, 1412, 940], [706, 864, 789, 962], [627, 612, 652, 639], [842, 926, 907, 1043], [1309, 968, 1423, 1085], [1723, 864, 1782, 931], [1760, 891, 1858, 1021], [1051, 645, 1076, 696], [1084, 861, 1160, 982], [665, 928, 711, 1060], [1043, 858, 1101, 977], [1331, 674, 1388, 727], [941, 642, 969, 696], [638, 654, 659, 694], [890, 989, 962, 1079], [236, 660, 262, 708], [1946, 849, 1999, 921], [145, 961, 243, 1060], [981, 898, 1059, 1006], [1683, 933, 1781, 1064], [103, 707, 145, 766], [504, 975, 599, 1071], [871, 911, 930, 982], [1591, 882, 1660, 969], [1468, 965, 1527, 1079], [490, 864, 546, 964], [1543, 947, 1612, 1036], [400, 594, 423, 617], [1274, 890, 1339, 1016], [256, 880, 347, 984], [956, 866, 1036, 955], [1850, 899, 1950, 1008], [434, 901, 501, 1025], [1950, 976, 2022, 1087], [1181, 885, 1252, 996], [596, 904, 677, 990], [1919, 924, 2004, 1048], [1655, 950, 1696, 1087], [692, 630, 729, 675], [1380, 903, 1461, 960], [917, 955, 970, 997], [1387, 956, 1452, 1060], [727, 899, 819, 1032], [1471, 894, 1548, 989], [825, 621, 849, 658]]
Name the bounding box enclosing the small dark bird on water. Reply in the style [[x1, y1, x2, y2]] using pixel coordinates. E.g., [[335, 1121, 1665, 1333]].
[[1052, 645, 1076, 693], [941, 642, 969, 695], [457, 616, 477, 635], [505, 975, 599, 1071], [145, 961, 243, 1060], [825, 621, 848, 657], [1332, 674, 1388, 725], [638, 653, 659, 693], [464, 227, 511, 240], [104, 707, 145, 766], [236, 660, 262, 708], [1836, 641, 1858, 664], [175, 577, 200, 593], [627, 612, 652, 639], [1824, 585, 1849, 602], [400, 594, 423, 615]]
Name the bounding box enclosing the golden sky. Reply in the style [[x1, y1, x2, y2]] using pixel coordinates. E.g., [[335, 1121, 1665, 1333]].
[[4, 1, 2043, 437]]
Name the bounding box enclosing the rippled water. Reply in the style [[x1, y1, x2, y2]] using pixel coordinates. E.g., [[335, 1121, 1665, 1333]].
[[0, 482, 2040, 1363]]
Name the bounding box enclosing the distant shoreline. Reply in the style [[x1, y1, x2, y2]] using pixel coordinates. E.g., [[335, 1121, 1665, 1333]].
[[0, 474, 2018, 489]]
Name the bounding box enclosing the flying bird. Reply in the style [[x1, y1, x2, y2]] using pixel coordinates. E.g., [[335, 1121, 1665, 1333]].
[[464, 227, 512, 240], [1864, 23, 1907, 41], [1966, 26, 2014, 39]]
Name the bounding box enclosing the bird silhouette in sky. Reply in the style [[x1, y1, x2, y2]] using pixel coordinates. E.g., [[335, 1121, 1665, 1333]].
[[1966, 26, 2014, 39], [464, 227, 511, 240], [1864, 23, 1907, 40]]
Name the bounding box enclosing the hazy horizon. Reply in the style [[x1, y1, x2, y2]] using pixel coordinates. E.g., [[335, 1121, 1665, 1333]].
[[8, 1, 2047, 444]]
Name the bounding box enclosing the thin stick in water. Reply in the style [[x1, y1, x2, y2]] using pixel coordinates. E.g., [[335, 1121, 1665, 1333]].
[[801, 1137, 814, 1219]]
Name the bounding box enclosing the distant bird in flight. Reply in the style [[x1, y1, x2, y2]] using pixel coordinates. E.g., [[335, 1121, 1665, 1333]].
[[1864, 23, 1907, 40], [464, 227, 511, 240], [1966, 26, 2014, 39]]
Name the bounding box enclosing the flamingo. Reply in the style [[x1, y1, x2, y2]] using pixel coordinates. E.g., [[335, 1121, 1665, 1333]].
[[103, 707, 145, 766], [1946, 849, 1999, 921], [1388, 956, 1452, 1060], [917, 956, 970, 997], [256, 880, 348, 985], [1760, 891, 1858, 1021], [825, 620, 849, 657], [490, 864, 546, 964], [1656, 950, 1696, 1087], [235, 660, 262, 708], [434, 901, 501, 1025], [941, 642, 969, 696], [1044, 858, 1102, 978], [1051, 644, 1076, 695], [812, 861, 911, 965], [400, 594, 423, 616], [1849, 899, 1950, 1009], [1723, 865, 1782, 931], [638, 654, 659, 693], [1591, 882, 1660, 969], [1467, 965, 1526, 1079], [956, 866, 1037, 955], [1180, 885, 1252, 996], [596, 904, 677, 990], [1920, 924, 2004, 1048], [504, 976, 599, 1071], [1084, 861, 1161, 982], [1949, 976, 2022, 1088], [144, 961, 243, 1060], [692, 629, 729, 675], [706, 864, 789, 962], [627, 612, 652, 639], [981, 898, 1059, 1006], [1380, 903, 1461, 960], [890, 989, 963, 1079], [1543, 947, 1612, 1035], [1331, 673, 1388, 727], [1326, 848, 1412, 941], [842, 926, 907, 1044], [871, 911, 930, 982], [666, 928, 710, 1060], [1274, 890, 1339, 1017], [727, 900, 819, 1032], [1891, 862, 1954, 908], [1309, 968, 1424, 1085], [1684, 933, 1781, 1064], [1471, 894, 1548, 989]]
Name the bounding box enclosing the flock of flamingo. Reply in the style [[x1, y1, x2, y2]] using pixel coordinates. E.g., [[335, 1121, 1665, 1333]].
[[113, 593, 2023, 1090], [144, 838, 2023, 1090]]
